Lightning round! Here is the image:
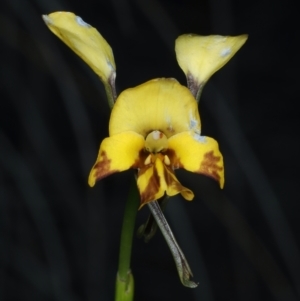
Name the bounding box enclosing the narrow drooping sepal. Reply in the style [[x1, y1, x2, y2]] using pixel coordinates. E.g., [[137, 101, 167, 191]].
[[175, 34, 248, 100], [137, 196, 170, 243], [167, 131, 224, 188], [88, 131, 144, 187], [147, 201, 198, 288]]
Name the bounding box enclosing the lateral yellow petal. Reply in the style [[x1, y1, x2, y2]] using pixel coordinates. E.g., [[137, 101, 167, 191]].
[[175, 34, 248, 84], [109, 78, 200, 138], [137, 157, 194, 208], [168, 131, 224, 188], [88, 131, 144, 187], [42, 12, 116, 83]]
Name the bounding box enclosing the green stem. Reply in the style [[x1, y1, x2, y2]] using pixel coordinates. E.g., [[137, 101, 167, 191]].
[[115, 180, 139, 301]]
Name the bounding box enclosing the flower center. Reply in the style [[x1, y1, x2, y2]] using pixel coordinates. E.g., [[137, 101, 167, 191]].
[[145, 130, 168, 153]]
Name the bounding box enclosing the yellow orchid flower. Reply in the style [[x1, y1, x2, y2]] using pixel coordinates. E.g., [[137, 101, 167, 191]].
[[43, 12, 248, 290], [88, 78, 224, 208], [43, 12, 247, 209]]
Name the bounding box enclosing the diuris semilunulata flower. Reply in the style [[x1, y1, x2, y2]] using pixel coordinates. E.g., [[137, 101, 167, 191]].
[[43, 12, 247, 208], [88, 77, 224, 208]]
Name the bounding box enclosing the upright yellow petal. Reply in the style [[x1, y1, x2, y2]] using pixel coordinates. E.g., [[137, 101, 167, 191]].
[[42, 12, 116, 83], [168, 131, 224, 188], [88, 131, 144, 187], [175, 34, 248, 85], [109, 78, 201, 138]]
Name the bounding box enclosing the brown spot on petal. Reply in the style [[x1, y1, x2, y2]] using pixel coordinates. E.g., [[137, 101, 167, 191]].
[[163, 165, 193, 200], [93, 151, 117, 181], [132, 149, 149, 170], [139, 166, 160, 207], [163, 165, 181, 191], [166, 125, 175, 133], [165, 149, 181, 170], [186, 72, 204, 99], [132, 149, 154, 179], [198, 151, 223, 183]]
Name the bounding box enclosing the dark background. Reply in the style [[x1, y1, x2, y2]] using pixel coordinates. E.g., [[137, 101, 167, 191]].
[[1, 0, 299, 300]]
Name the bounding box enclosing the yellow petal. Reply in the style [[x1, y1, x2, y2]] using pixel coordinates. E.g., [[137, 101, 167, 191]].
[[137, 156, 194, 208], [175, 34, 248, 84], [88, 131, 144, 187], [167, 131, 224, 188], [42, 12, 116, 83], [109, 78, 201, 138]]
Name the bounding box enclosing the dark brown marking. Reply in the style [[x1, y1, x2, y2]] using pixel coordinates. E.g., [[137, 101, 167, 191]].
[[132, 149, 152, 177], [186, 72, 204, 100], [164, 165, 181, 191], [166, 125, 175, 133], [93, 151, 117, 181], [139, 165, 161, 207], [165, 149, 181, 170], [198, 151, 223, 183], [163, 164, 193, 199]]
